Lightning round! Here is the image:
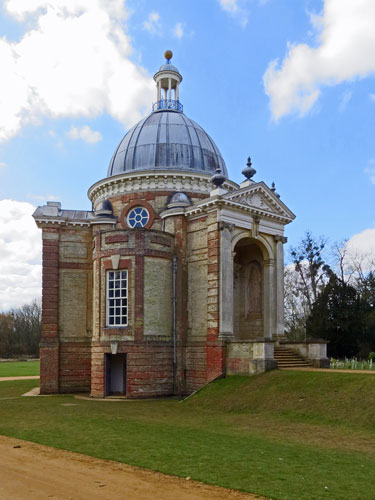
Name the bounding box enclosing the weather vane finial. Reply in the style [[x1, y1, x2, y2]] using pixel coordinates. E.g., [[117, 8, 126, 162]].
[[164, 50, 173, 63]]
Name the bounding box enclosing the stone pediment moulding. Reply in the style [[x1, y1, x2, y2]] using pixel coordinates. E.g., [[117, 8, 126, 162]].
[[185, 197, 293, 225], [224, 182, 295, 221]]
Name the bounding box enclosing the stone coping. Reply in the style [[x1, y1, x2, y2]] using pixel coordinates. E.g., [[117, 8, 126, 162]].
[[226, 339, 275, 344], [280, 339, 329, 344]]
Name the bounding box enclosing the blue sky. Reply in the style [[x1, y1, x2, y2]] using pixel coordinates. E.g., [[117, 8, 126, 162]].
[[0, 0, 374, 309]]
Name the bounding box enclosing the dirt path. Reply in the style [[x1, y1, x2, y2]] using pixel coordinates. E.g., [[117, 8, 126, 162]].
[[0, 376, 39, 381], [0, 435, 265, 500]]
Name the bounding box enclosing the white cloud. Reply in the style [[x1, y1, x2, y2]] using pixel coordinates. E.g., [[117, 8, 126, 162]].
[[0, 162, 7, 169], [218, 0, 248, 27], [143, 11, 160, 34], [0, 0, 154, 143], [339, 89, 352, 113], [0, 199, 42, 311], [346, 229, 375, 273], [364, 158, 375, 184], [263, 0, 375, 120], [173, 22, 184, 39], [369, 93, 375, 102], [68, 125, 102, 144]]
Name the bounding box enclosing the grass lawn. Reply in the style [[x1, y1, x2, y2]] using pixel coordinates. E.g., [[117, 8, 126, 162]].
[[0, 360, 40, 377], [0, 371, 375, 500]]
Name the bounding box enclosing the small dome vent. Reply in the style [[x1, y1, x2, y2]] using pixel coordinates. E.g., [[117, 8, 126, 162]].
[[167, 192, 192, 209], [94, 199, 113, 217]]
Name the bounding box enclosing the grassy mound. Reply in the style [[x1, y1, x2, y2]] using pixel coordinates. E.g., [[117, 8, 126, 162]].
[[186, 371, 375, 431]]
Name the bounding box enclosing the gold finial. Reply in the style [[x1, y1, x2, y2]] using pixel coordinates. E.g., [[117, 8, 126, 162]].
[[164, 50, 173, 61]]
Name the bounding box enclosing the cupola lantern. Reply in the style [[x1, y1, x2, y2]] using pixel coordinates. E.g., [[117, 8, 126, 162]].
[[153, 50, 183, 112]]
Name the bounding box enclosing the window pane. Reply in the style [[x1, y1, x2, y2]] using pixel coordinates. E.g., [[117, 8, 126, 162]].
[[107, 269, 128, 327]]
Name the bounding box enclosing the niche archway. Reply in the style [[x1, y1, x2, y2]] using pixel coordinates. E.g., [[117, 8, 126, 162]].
[[233, 239, 266, 339]]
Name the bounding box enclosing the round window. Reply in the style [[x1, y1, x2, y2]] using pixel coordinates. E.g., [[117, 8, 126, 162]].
[[127, 206, 150, 228]]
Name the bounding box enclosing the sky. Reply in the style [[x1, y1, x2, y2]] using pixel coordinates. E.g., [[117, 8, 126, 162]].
[[0, 0, 374, 310]]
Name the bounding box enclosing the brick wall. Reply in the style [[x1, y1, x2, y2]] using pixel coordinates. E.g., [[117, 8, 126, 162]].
[[40, 228, 60, 394], [59, 342, 91, 392], [91, 342, 174, 398]]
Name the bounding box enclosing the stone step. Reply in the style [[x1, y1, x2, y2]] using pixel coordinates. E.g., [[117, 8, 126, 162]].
[[274, 346, 312, 368], [277, 361, 312, 366]]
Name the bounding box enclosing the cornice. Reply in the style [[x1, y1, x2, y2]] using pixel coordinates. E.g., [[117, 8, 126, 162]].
[[33, 218, 93, 228], [87, 170, 238, 205]]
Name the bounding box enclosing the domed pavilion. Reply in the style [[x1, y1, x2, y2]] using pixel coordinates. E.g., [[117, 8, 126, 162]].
[[33, 52, 327, 398]]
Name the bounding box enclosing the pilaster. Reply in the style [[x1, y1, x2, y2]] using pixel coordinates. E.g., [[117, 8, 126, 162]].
[[263, 258, 276, 339], [219, 222, 234, 339], [275, 236, 287, 337]]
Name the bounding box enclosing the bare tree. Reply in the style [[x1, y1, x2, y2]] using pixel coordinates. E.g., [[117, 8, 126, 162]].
[[0, 299, 41, 358], [290, 232, 331, 312], [284, 266, 311, 340]]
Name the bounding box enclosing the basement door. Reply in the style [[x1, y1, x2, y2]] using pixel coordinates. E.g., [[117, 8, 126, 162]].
[[105, 354, 127, 396]]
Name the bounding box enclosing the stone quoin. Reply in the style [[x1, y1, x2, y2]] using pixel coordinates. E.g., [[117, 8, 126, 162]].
[[33, 51, 322, 398]]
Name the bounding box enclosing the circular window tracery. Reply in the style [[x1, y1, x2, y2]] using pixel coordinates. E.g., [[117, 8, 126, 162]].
[[127, 206, 150, 228]]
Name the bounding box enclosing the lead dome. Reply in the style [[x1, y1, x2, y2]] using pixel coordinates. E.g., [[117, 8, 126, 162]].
[[107, 52, 227, 178]]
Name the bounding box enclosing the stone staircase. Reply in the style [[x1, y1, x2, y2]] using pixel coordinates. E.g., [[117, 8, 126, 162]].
[[274, 346, 312, 369]]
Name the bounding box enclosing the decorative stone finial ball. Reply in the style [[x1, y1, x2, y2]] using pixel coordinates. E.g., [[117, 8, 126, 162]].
[[164, 50, 173, 61]]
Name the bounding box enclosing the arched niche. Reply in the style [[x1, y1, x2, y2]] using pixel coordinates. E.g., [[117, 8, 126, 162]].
[[233, 238, 267, 340]]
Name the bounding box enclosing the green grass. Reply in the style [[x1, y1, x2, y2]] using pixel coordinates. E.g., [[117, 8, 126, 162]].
[[0, 360, 40, 377], [188, 371, 375, 431], [1, 372, 375, 500]]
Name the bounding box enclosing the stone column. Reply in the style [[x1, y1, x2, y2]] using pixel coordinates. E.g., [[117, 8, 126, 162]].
[[219, 222, 234, 339], [275, 236, 287, 337], [263, 258, 276, 339], [157, 81, 161, 101]]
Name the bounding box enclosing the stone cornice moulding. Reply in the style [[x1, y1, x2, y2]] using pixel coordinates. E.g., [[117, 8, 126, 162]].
[[87, 170, 238, 205], [34, 218, 93, 227]]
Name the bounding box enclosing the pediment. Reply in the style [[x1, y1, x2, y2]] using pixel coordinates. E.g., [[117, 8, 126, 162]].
[[224, 182, 295, 221]]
